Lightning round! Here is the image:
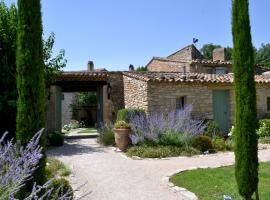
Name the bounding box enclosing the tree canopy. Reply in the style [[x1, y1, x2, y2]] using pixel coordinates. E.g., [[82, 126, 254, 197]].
[[0, 2, 66, 137], [232, 0, 258, 199]]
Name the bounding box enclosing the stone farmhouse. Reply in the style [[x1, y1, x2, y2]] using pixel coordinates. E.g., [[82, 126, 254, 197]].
[[47, 44, 270, 134]]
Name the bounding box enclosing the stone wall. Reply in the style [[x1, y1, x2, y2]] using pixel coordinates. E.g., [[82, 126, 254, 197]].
[[123, 75, 149, 111], [125, 79, 270, 128], [167, 45, 203, 61], [105, 72, 125, 122], [61, 92, 76, 126], [147, 59, 190, 72], [256, 85, 270, 118], [147, 82, 235, 127]]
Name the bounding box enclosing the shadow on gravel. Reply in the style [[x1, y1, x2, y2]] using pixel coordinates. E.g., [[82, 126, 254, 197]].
[[48, 139, 106, 157]]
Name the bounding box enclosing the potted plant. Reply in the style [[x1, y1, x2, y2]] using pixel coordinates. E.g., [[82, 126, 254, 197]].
[[114, 120, 131, 151]]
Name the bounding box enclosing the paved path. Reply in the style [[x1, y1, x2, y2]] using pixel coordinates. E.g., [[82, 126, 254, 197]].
[[48, 138, 270, 200]]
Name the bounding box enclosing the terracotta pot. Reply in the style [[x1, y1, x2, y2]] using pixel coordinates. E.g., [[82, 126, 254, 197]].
[[114, 128, 131, 151]]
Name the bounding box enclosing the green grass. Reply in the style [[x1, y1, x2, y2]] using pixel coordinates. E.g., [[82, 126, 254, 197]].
[[170, 162, 270, 200], [126, 145, 200, 158], [77, 127, 97, 134], [46, 157, 71, 179]]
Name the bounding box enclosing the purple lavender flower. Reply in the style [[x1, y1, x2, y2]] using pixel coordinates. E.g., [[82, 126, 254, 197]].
[[0, 129, 73, 200], [129, 105, 206, 143]]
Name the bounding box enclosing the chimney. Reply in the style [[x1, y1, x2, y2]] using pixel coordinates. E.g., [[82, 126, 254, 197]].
[[129, 64, 134, 71], [87, 61, 94, 71], [213, 48, 226, 61]]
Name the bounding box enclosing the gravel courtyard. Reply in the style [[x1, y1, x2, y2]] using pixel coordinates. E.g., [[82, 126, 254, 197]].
[[48, 138, 270, 200]]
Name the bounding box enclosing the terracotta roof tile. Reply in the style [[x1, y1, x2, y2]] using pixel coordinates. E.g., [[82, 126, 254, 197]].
[[123, 72, 270, 84]]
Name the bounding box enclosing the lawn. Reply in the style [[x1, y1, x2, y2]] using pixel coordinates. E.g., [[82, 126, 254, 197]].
[[170, 162, 270, 200], [77, 127, 97, 134]]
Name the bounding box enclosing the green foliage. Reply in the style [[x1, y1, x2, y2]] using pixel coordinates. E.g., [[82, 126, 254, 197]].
[[114, 120, 130, 129], [212, 137, 226, 151], [136, 66, 148, 72], [193, 135, 213, 152], [16, 0, 47, 190], [49, 178, 73, 200], [98, 123, 115, 146], [204, 120, 221, 138], [116, 108, 145, 122], [259, 136, 270, 144], [46, 157, 71, 178], [126, 145, 200, 158], [0, 1, 66, 139], [232, 0, 258, 198], [0, 2, 17, 138], [48, 132, 64, 147], [43, 32, 67, 87], [255, 43, 270, 67], [200, 43, 222, 59], [74, 92, 97, 106], [257, 119, 270, 137], [159, 131, 194, 148]]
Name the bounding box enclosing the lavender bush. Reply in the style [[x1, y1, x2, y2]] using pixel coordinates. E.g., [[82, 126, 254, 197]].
[[129, 105, 206, 143], [0, 129, 73, 200]]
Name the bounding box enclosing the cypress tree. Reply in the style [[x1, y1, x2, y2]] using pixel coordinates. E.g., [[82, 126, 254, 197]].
[[16, 0, 46, 187], [232, 0, 258, 199]]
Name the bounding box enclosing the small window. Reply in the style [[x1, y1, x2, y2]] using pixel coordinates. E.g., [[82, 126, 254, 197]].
[[215, 67, 226, 74], [267, 97, 270, 111], [176, 97, 186, 110]]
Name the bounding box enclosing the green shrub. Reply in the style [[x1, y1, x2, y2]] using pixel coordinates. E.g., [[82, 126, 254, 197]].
[[116, 108, 145, 122], [257, 119, 270, 137], [49, 178, 73, 200], [46, 157, 71, 179], [48, 132, 64, 146], [193, 135, 213, 152], [114, 120, 130, 129], [204, 120, 221, 138], [126, 145, 200, 158], [259, 136, 270, 144], [225, 138, 234, 150], [159, 131, 194, 147], [212, 138, 226, 151], [98, 123, 115, 146]]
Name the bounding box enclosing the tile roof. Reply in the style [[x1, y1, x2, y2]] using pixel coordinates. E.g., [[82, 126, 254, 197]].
[[56, 71, 109, 82], [123, 72, 270, 84]]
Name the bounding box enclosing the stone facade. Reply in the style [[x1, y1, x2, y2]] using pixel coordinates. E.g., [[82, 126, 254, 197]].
[[167, 45, 203, 61], [61, 93, 76, 126], [104, 72, 125, 122], [147, 59, 190, 72], [123, 75, 148, 111], [122, 73, 270, 133]]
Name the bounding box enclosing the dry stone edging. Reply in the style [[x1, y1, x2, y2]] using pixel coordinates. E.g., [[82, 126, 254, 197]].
[[163, 162, 235, 200]]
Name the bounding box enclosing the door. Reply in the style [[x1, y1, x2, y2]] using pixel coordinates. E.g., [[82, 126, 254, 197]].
[[212, 90, 229, 134]]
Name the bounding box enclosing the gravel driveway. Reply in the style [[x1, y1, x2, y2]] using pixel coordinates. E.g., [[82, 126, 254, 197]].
[[48, 138, 270, 200]]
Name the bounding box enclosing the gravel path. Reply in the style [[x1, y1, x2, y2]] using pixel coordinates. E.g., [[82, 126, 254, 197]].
[[48, 138, 270, 200]]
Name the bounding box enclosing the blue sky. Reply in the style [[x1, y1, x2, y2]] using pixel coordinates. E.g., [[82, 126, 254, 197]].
[[4, 0, 270, 71]]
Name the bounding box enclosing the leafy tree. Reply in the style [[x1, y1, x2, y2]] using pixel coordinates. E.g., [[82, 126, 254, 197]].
[[200, 43, 222, 59], [255, 43, 270, 67], [0, 2, 66, 138], [232, 0, 258, 199], [43, 32, 67, 87], [0, 2, 17, 139], [16, 0, 46, 192], [136, 66, 148, 71]]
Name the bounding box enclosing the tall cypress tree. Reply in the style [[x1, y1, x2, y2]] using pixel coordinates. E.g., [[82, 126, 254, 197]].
[[16, 0, 46, 186], [232, 0, 258, 199]]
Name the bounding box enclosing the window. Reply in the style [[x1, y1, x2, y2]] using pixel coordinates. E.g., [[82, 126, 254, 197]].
[[215, 67, 226, 74], [176, 97, 186, 110], [267, 97, 270, 111]]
